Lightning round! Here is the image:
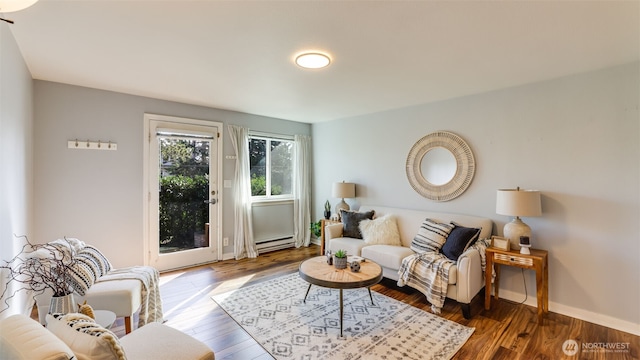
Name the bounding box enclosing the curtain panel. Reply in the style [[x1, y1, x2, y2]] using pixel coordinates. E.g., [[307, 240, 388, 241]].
[[227, 125, 258, 259], [293, 134, 312, 247]]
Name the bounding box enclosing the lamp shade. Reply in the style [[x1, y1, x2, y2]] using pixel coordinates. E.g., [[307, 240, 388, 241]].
[[496, 188, 542, 217], [332, 182, 355, 199], [0, 0, 38, 13]]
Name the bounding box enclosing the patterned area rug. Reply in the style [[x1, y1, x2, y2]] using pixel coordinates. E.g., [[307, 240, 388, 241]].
[[212, 273, 474, 360]]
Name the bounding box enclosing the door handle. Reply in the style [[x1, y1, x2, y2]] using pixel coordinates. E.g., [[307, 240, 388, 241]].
[[205, 199, 217, 204]]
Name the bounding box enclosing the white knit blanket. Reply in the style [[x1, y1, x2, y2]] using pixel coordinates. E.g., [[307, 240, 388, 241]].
[[397, 239, 490, 314], [97, 266, 164, 327]]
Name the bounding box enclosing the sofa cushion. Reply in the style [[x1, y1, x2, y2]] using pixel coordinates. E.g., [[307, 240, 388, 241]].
[[0, 314, 75, 360], [340, 209, 375, 239], [361, 245, 414, 271], [327, 238, 369, 257], [359, 214, 402, 246], [410, 219, 454, 253], [120, 322, 214, 360], [441, 223, 482, 261], [47, 313, 126, 360]]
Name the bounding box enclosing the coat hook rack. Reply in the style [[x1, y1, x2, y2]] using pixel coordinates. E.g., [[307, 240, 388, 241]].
[[68, 139, 118, 151]]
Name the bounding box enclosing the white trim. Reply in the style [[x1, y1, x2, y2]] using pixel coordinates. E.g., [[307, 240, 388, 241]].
[[249, 130, 294, 141], [497, 288, 640, 336]]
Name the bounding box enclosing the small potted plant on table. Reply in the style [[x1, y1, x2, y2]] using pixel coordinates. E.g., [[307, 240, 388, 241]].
[[333, 249, 348, 269]]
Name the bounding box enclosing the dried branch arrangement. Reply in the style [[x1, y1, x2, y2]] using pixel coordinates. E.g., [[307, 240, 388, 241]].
[[0, 236, 77, 313]]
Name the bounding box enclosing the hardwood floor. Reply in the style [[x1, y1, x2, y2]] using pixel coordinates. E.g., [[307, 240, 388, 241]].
[[109, 245, 638, 360]]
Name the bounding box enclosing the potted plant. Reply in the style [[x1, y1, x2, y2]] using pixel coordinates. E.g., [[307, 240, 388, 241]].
[[324, 200, 331, 220], [310, 221, 321, 238], [333, 249, 348, 269], [0, 236, 79, 315]]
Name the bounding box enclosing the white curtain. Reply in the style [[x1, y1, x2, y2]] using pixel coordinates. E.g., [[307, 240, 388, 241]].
[[293, 134, 312, 247], [227, 125, 258, 259]]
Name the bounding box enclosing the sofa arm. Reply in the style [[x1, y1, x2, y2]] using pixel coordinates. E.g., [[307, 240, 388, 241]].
[[455, 247, 485, 304], [325, 223, 343, 241], [0, 314, 75, 360]]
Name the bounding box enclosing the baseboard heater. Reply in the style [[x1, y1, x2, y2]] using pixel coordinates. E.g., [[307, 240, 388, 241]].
[[256, 237, 294, 253]]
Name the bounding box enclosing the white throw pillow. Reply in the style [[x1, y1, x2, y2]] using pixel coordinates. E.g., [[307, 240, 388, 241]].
[[359, 214, 402, 246], [47, 313, 126, 360]]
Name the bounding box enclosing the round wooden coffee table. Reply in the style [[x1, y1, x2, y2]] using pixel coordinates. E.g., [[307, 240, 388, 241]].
[[298, 256, 382, 337]]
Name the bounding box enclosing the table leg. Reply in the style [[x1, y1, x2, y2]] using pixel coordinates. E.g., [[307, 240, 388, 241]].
[[485, 254, 493, 310], [303, 283, 312, 303], [339, 289, 344, 337], [494, 263, 501, 301], [368, 287, 375, 305], [536, 262, 544, 324]]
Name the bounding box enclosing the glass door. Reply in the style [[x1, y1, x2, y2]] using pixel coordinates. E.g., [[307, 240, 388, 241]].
[[146, 116, 220, 271]]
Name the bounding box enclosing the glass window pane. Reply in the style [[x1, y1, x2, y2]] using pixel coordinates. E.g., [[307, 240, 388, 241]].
[[158, 138, 210, 253], [250, 138, 267, 196], [270, 140, 293, 196]]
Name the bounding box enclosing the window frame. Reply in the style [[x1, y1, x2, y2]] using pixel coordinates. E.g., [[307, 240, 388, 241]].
[[248, 132, 295, 202]]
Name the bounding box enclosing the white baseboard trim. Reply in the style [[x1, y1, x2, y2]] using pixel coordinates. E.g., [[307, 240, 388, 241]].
[[496, 289, 640, 336]]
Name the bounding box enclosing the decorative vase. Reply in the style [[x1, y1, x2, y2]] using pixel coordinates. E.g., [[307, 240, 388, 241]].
[[49, 293, 77, 315], [334, 256, 347, 269], [324, 210, 331, 220]]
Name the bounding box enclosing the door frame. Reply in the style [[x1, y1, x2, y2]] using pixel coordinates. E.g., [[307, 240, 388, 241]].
[[142, 113, 224, 268]]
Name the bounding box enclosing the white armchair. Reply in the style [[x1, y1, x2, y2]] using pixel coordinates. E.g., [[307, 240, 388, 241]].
[[33, 239, 161, 334], [36, 278, 142, 333]]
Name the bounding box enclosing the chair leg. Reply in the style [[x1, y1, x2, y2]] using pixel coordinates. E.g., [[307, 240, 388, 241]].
[[125, 316, 132, 334]]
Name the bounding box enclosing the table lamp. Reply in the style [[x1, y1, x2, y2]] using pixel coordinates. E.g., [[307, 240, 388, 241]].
[[496, 187, 542, 252], [332, 181, 355, 219]]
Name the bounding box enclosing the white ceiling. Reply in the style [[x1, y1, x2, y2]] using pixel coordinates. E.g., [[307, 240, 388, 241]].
[[7, 0, 639, 123]]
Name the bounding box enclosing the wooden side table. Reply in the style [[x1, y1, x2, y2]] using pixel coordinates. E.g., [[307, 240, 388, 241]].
[[319, 219, 340, 255], [485, 247, 549, 324]]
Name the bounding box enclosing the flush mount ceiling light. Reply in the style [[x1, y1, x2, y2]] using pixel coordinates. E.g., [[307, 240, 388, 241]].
[[0, 0, 39, 13], [295, 52, 331, 69]]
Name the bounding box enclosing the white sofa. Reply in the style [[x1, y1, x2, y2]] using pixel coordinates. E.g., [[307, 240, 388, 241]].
[[326, 205, 493, 318]]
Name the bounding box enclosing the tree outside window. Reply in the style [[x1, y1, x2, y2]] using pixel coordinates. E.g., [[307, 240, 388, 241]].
[[249, 136, 293, 198]]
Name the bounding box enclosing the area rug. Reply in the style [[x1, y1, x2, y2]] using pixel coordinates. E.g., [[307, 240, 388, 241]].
[[211, 273, 474, 360]]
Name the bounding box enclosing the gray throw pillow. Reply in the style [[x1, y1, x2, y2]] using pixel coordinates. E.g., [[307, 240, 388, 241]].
[[341, 210, 375, 239]]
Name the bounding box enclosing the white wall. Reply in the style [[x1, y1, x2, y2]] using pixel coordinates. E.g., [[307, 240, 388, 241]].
[[0, 23, 34, 317], [33, 81, 310, 267], [312, 62, 640, 335]]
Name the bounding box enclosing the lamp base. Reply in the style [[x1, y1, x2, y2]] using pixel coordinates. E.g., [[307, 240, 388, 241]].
[[520, 244, 531, 255], [503, 217, 531, 251], [335, 199, 349, 220]]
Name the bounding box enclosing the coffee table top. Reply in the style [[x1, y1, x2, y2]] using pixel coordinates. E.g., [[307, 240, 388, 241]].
[[299, 256, 382, 289]]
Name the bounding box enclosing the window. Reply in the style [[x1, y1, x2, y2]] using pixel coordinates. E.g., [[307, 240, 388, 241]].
[[249, 134, 293, 198]]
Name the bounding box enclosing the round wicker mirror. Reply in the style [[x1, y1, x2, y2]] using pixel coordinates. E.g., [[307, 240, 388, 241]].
[[406, 131, 475, 201]]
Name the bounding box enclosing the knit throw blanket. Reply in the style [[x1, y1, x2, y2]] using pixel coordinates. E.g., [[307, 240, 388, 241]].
[[397, 238, 490, 314], [97, 266, 164, 328]]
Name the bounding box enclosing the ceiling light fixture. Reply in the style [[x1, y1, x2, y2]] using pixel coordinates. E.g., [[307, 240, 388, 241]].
[[0, 0, 39, 13], [295, 52, 331, 69], [0, 0, 39, 24]]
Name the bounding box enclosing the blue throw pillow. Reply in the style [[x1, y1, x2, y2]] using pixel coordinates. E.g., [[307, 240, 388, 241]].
[[441, 223, 481, 260]]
